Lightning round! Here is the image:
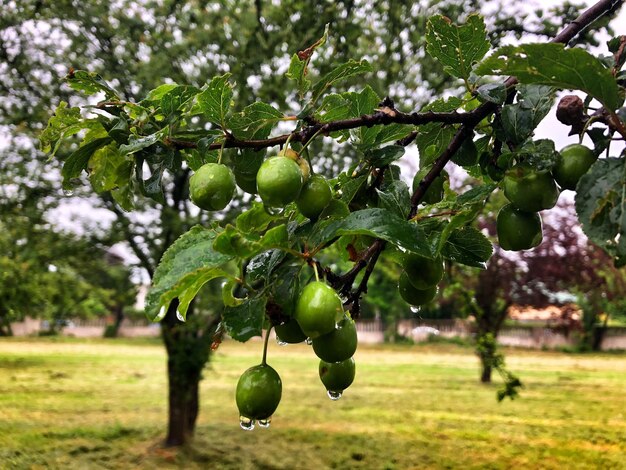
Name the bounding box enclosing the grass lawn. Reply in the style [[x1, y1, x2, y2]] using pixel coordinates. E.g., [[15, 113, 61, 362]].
[[0, 337, 625, 469]]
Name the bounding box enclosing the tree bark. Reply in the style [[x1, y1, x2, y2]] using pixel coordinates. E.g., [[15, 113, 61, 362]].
[[160, 299, 216, 447], [480, 360, 492, 383], [0, 315, 13, 336]]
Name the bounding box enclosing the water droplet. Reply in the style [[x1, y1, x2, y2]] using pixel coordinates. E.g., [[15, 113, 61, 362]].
[[305, 337, 313, 345], [410, 306, 421, 314], [239, 416, 255, 431], [327, 390, 342, 401], [258, 417, 271, 428], [154, 305, 168, 322], [264, 205, 284, 216], [176, 309, 185, 322], [63, 189, 74, 197], [276, 337, 287, 346]]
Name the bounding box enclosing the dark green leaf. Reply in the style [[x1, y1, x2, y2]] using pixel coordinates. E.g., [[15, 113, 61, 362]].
[[376, 181, 410, 219], [161, 85, 201, 115], [66, 70, 119, 99], [442, 226, 493, 268], [146, 226, 234, 321], [476, 82, 508, 104], [88, 144, 127, 192], [62, 137, 112, 185], [575, 158, 626, 266], [222, 296, 267, 342], [236, 202, 277, 233], [426, 15, 490, 81], [476, 44, 621, 111], [119, 129, 167, 155], [416, 97, 463, 166], [310, 59, 373, 106], [312, 208, 432, 258], [499, 85, 554, 145], [229, 102, 284, 139], [366, 145, 405, 167]]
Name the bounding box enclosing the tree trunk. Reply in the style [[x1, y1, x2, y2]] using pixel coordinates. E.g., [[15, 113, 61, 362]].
[[104, 305, 125, 338], [160, 300, 215, 447], [480, 359, 492, 383], [0, 315, 13, 336]]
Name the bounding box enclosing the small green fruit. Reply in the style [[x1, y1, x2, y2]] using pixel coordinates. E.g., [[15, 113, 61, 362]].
[[236, 364, 282, 420], [398, 272, 437, 306], [189, 163, 236, 211], [296, 175, 333, 219], [256, 157, 303, 207], [295, 281, 343, 339], [402, 253, 444, 290], [553, 144, 596, 190], [312, 315, 357, 363], [275, 318, 307, 344], [497, 204, 542, 251], [319, 357, 356, 393], [502, 165, 559, 212]]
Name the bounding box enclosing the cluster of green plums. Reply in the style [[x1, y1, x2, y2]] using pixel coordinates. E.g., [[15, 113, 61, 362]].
[[397, 253, 444, 308], [235, 281, 357, 430], [496, 144, 596, 251], [189, 148, 333, 219]]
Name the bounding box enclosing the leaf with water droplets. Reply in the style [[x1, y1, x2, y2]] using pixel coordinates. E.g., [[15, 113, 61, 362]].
[[476, 43, 621, 111], [426, 15, 490, 81], [223, 296, 267, 342]]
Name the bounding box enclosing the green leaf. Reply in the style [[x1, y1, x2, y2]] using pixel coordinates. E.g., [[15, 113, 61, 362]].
[[442, 226, 493, 268], [426, 15, 490, 81], [236, 202, 277, 233], [365, 145, 405, 167], [312, 208, 432, 258], [222, 296, 267, 342], [146, 226, 234, 321], [88, 144, 127, 192], [338, 173, 368, 205], [342, 85, 380, 146], [316, 94, 352, 123], [110, 161, 135, 211], [161, 85, 200, 116], [286, 25, 328, 99], [66, 70, 119, 99], [499, 85, 554, 145], [196, 74, 234, 126], [229, 102, 284, 139], [144, 83, 179, 102], [476, 44, 621, 111], [40, 102, 101, 155], [455, 183, 497, 206], [310, 59, 373, 106], [476, 82, 508, 104], [416, 97, 463, 166], [575, 158, 626, 266], [62, 137, 112, 185], [376, 181, 411, 219], [213, 224, 289, 259], [119, 128, 168, 155]]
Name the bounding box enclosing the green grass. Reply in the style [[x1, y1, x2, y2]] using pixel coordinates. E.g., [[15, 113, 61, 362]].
[[0, 338, 625, 469]]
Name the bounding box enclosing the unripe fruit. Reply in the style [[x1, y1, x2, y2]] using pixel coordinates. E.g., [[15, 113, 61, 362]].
[[319, 357, 356, 393], [398, 272, 437, 306], [275, 317, 307, 344], [553, 144, 596, 190], [280, 148, 310, 182], [295, 281, 343, 339], [236, 364, 282, 420], [502, 165, 559, 212], [496, 204, 543, 251], [256, 157, 303, 207], [189, 163, 236, 211], [312, 315, 357, 363], [402, 253, 444, 290], [296, 175, 333, 219]]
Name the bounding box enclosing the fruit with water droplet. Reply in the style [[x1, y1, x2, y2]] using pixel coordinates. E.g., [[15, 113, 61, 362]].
[[496, 203, 542, 251], [502, 164, 559, 212], [256, 156, 303, 207], [275, 317, 307, 344], [295, 281, 344, 339], [312, 315, 357, 363], [402, 253, 444, 290], [189, 163, 236, 211], [236, 364, 282, 421], [319, 357, 355, 394], [553, 144, 596, 190], [398, 272, 437, 306], [296, 175, 333, 220]]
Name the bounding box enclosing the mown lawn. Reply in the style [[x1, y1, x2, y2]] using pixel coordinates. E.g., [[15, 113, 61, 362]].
[[0, 337, 625, 469]]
